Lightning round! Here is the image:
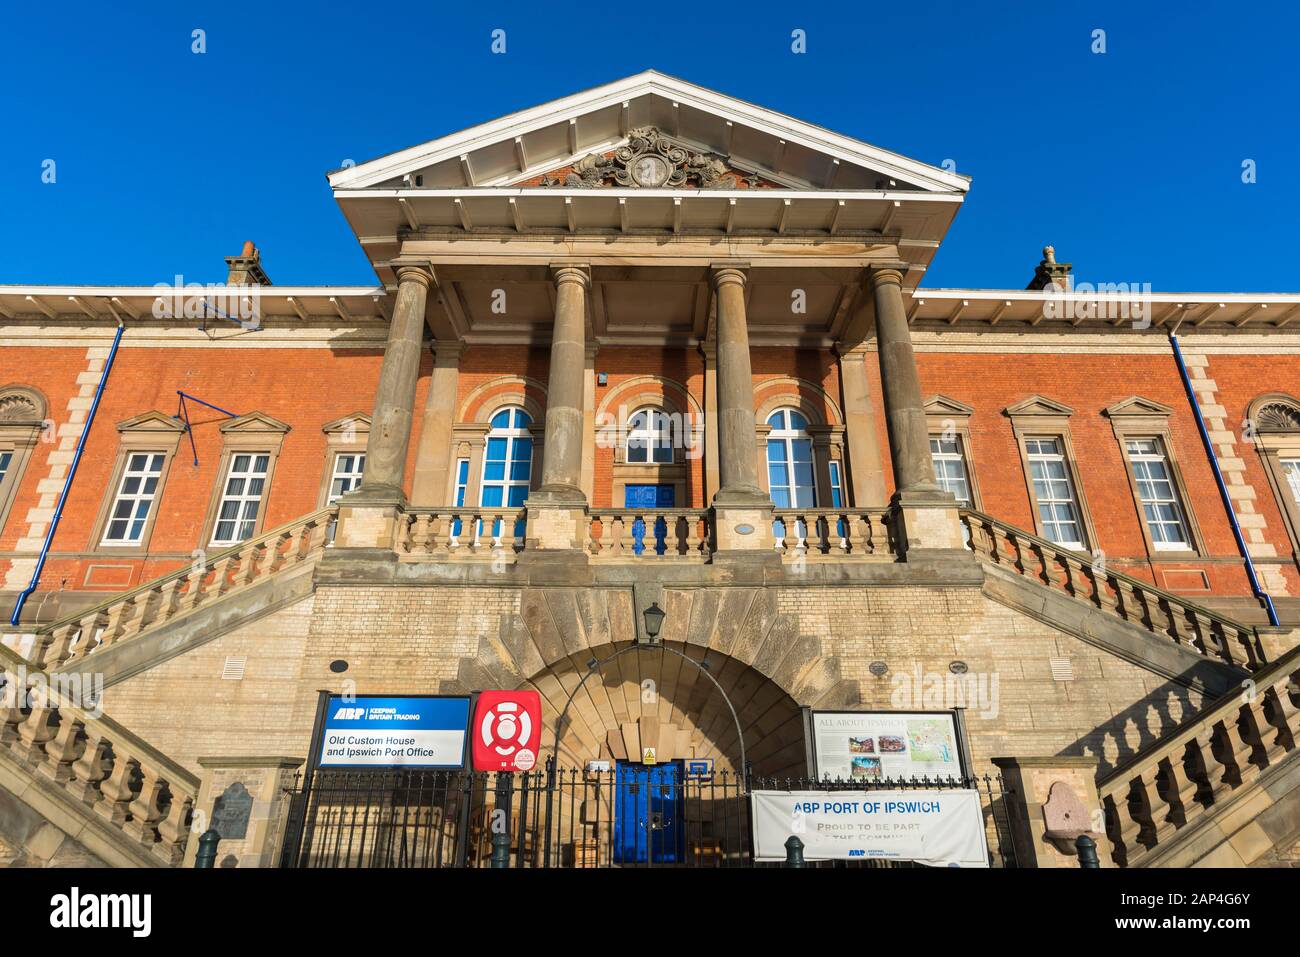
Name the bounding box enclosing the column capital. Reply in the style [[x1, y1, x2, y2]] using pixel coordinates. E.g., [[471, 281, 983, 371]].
[[868, 265, 909, 289], [550, 263, 591, 288], [392, 263, 435, 289], [710, 263, 750, 289], [431, 339, 466, 365]]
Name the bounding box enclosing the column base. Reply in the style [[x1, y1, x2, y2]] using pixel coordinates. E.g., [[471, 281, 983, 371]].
[[890, 487, 967, 558], [333, 486, 406, 550], [711, 503, 775, 552], [525, 501, 588, 550], [529, 484, 588, 506]]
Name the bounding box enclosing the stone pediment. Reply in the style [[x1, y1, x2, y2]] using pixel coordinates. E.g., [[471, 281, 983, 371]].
[[329, 71, 970, 194], [924, 395, 975, 417], [1103, 396, 1175, 419], [1004, 395, 1074, 418], [117, 410, 186, 434], [529, 127, 778, 190], [219, 411, 292, 434]]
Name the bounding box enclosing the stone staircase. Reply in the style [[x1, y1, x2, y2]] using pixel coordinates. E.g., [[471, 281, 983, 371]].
[[961, 509, 1287, 696], [22, 508, 334, 687], [1098, 643, 1300, 867], [0, 502, 1295, 867], [0, 641, 198, 866]]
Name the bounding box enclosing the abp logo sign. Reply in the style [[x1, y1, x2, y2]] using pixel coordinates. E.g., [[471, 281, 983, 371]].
[[472, 690, 542, 772]]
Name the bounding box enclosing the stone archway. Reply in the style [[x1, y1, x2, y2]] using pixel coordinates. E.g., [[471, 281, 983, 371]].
[[440, 584, 862, 777]]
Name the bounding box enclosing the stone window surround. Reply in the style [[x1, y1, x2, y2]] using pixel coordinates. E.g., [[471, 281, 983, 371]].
[[1005, 396, 1100, 554], [1104, 397, 1206, 559], [611, 400, 692, 509], [88, 411, 186, 555], [452, 395, 545, 511], [317, 413, 371, 509], [753, 396, 845, 509], [1247, 392, 1300, 561], [924, 395, 984, 512], [198, 413, 292, 549], [0, 385, 48, 538]]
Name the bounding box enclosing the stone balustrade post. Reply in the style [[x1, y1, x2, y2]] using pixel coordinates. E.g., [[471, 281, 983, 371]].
[[991, 755, 1112, 868], [183, 756, 305, 868]]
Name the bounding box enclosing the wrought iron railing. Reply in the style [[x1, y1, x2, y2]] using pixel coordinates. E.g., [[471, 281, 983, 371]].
[[278, 764, 1015, 869]]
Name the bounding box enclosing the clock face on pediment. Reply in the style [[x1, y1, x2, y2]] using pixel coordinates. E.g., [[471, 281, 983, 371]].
[[630, 153, 671, 188], [539, 127, 764, 190]]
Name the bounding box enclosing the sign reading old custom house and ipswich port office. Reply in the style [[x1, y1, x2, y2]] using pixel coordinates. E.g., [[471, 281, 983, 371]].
[[318, 694, 472, 768]]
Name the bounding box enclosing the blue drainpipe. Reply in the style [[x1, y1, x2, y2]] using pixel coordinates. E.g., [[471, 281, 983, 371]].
[[1168, 332, 1280, 627], [10, 322, 126, 626]]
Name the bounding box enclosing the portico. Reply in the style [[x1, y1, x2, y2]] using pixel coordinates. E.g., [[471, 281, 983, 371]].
[[330, 71, 971, 560]]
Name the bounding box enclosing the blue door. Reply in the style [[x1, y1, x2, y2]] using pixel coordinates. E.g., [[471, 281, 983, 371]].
[[624, 485, 674, 555], [613, 760, 685, 863]]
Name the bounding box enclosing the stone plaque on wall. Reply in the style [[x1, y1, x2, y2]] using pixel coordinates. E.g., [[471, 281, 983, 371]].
[[211, 782, 254, 841]]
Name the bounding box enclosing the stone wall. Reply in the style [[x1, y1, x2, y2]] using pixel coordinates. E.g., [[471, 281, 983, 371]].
[[100, 570, 1213, 781]]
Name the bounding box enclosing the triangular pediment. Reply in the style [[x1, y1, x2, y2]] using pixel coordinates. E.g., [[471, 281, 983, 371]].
[[328, 71, 969, 194], [219, 411, 292, 434], [1004, 395, 1074, 417], [117, 410, 186, 433], [1104, 396, 1175, 418], [322, 413, 371, 434], [924, 395, 975, 417]]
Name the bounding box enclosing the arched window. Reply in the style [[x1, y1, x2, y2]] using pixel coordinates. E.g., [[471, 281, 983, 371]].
[[626, 408, 675, 464], [480, 406, 533, 509], [766, 408, 816, 508]]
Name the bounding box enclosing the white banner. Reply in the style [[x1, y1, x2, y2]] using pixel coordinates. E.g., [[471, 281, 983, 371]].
[[752, 789, 990, 867]]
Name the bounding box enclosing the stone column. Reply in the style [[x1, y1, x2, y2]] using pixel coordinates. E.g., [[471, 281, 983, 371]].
[[527, 265, 589, 551], [700, 342, 720, 504], [710, 265, 773, 552], [581, 343, 598, 501], [334, 265, 430, 549], [836, 347, 888, 507], [411, 340, 463, 506], [871, 267, 964, 555]]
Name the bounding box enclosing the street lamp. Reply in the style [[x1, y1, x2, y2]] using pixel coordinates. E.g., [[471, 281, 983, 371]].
[[642, 601, 665, 644]]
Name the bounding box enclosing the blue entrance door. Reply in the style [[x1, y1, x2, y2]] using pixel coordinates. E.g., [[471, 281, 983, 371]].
[[624, 485, 674, 555], [613, 760, 685, 863]]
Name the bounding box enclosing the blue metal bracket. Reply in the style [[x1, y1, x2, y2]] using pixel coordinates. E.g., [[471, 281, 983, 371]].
[[175, 391, 240, 467]]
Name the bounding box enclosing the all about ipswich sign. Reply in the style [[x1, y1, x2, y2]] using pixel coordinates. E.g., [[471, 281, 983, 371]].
[[317, 695, 471, 769]]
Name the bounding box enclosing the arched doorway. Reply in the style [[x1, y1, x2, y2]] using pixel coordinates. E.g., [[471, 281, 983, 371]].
[[528, 639, 806, 777]]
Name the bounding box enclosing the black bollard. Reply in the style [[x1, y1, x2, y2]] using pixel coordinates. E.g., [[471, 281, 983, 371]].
[[490, 831, 511, 869], [194, 828, 221, 869], [784, 835, 806, 868], [1075, 834, 1100, 869]]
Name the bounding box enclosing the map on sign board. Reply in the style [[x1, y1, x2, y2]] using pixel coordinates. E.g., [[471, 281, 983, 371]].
[[811, 711, 963, 782]]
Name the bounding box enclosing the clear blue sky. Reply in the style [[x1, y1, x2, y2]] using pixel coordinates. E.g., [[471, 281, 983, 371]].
[[2, 1, 1295, 291]]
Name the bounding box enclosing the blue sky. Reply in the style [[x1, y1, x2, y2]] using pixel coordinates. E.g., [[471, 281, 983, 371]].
[[1, 2, 1295, 291]]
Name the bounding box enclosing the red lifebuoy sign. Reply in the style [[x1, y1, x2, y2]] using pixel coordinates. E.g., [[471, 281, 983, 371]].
[[472, 690, 542, 772]]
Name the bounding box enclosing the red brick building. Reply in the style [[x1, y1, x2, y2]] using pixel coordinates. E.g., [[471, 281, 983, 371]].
[[3, 71, 1300, 870]]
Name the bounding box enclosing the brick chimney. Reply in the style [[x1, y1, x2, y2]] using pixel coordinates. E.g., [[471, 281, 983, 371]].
[[225, 240, 272, 286], [1026, 245, 1072, 291]]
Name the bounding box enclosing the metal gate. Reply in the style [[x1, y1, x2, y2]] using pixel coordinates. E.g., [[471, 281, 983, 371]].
[[279, 762, 1017, 868]]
